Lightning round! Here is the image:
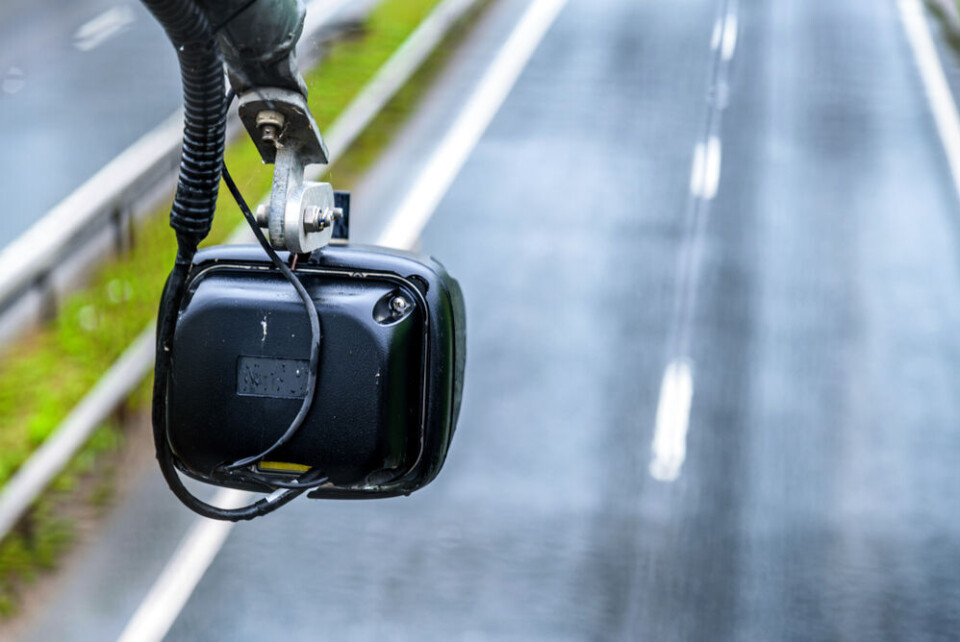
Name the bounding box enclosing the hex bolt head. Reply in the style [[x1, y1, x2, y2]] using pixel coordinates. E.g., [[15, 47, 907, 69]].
[[303, 205, 323, 232], [303, 205, 341, 234], [260, 125, 279, 145], [390, 296, 408, 314]]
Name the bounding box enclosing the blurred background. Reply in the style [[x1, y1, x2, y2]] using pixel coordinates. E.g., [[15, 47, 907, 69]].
[[1, 0, 960, 639]]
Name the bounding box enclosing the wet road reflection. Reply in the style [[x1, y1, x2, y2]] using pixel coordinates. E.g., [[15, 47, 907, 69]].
[[173, 0, 960, 639]]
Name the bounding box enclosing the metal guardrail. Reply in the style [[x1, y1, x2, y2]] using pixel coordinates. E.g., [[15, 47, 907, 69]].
[[0, 0, 363, 345], [0, 119, 181, 310], [0, 0, 482, 541]]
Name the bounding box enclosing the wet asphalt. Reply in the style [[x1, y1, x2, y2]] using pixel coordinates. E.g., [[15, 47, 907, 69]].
[[15, 0, 960, 640]]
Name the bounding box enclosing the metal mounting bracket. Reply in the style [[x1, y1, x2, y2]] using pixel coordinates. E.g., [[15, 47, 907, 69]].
[[239, 88, 339, 253], [255, 148, 336, 254], [238, 88, 329, 165]]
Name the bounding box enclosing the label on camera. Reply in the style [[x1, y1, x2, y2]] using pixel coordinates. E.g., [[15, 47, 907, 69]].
[[237, 356, 310, 399]]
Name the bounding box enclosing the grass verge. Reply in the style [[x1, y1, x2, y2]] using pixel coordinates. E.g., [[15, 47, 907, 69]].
[[927, 0, 960, 52], [0, 0, 488, 617]]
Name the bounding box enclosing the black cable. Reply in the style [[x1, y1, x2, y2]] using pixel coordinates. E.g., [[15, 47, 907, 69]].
[[155, 92, 327, 520], [140, 0, 225, 248], [210, 0, 260, 34], [145, 0, 326, 520], [210, 89, 325, 480], [218, 164, 322, 471]]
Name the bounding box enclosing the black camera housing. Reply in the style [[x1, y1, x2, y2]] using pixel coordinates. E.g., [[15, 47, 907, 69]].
[[164, 244, 465, 499]]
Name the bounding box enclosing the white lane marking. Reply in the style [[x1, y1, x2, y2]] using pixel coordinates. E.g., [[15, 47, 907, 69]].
[[710, 18, 722, 51], [689, 135, 722, 200], [378, 0, 568, 248], [703, 135, 722, 200], [649, 360, 694, 482], [721, 10, 738, 62], [2, 67, 25, 95], [116, 488, 250, 642], [900, 0, 960, 206], [654, 0, 736, 482], [74, 5, 135, 52]]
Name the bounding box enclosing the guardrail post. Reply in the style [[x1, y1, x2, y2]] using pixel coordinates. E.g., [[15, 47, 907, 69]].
[[34, 273, 57, 323], [112, 207, 135, 255]]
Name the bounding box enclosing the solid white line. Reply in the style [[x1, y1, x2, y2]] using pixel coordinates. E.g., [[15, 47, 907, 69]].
[[318, 0, 483, 169], [74, 5, 135, 52], [899, 0, 960, 206], [378, 0, 568, 248], [649, 360, 694, 482], [116, 489, 250, 642], [721, 10, 738, 62]]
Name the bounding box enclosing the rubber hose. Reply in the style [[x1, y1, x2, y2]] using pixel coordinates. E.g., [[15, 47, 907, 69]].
[[140, 0, 226, 247], [140, 0, 295, 521]]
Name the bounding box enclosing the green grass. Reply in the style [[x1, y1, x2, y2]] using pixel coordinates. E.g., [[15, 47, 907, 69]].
[[0, 0, 486, 616], [929, 0, 960, 52]]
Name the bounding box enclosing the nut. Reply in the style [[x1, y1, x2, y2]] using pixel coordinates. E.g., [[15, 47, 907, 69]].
[[256, 110, 285, 146], [303, 206, 342, 233]]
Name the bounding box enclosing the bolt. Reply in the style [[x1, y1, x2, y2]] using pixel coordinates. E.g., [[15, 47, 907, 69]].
[[303, 206, 342, 233], [255, 110, 285, 148], [303, 205, 324, 232], [260, 124, 279, 145], [390, 296, 408, 314]]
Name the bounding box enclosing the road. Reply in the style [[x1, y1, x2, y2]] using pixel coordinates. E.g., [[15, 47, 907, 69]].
[[15, 0, 960, 639]]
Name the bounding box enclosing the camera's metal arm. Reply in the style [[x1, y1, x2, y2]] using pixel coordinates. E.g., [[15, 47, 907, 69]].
[[197, 0, 339, 253]]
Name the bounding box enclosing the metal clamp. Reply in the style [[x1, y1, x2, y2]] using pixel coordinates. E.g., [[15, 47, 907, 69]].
[[238, 88, 328, 165], [239, 88, 340, 254]]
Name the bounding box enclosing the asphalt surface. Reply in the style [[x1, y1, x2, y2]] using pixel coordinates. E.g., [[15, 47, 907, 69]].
[[14, 0, 960, 640]]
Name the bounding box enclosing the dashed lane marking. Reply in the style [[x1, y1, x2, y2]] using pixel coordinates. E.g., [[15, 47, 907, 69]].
[[651, 0, 737, 483], [74, 5, 135, 52]]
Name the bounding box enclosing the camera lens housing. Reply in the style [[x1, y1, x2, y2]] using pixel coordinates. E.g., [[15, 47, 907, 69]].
[[164, 244, 465, 498]]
